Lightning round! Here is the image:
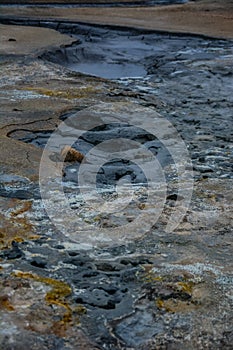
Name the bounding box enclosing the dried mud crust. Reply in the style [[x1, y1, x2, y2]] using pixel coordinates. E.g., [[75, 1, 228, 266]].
[[0, 24, 75, 56]]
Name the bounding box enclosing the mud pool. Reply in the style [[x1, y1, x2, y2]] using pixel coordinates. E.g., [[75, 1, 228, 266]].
[[42, 23, 232, 79], [0, 19, 233, 350], [15, 23, 233, 183]]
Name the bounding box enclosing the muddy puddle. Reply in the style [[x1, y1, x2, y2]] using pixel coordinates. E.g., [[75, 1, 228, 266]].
[[42, 23, 233, 81]]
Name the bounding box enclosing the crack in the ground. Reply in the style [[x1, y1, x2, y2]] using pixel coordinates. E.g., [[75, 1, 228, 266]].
[[0, 117, 54, 132], [26, 150, 32, 164]]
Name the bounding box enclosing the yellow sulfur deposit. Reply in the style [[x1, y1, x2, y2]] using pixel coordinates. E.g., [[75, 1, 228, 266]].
[[0, 200, 39, 250], [24, 86, 100, 99], [13, 271, 74, 334]]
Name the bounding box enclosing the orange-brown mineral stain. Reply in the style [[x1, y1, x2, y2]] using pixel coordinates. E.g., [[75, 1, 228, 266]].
[[0, 295, 15, 311], [60, 145, 84, 163]]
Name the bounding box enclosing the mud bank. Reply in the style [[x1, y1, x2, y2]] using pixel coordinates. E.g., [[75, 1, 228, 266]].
[[0, 15, 233, 350]]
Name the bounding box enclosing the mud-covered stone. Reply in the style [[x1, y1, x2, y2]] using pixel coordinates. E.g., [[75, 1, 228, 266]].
[[2, 241, 24, 260], [30, 256, 48, 268]]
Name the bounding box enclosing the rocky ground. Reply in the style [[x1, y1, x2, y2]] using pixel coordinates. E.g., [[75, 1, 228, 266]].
[[0, 1, 233, 349]]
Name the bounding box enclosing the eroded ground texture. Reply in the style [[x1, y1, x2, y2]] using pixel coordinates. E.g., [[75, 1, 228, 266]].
[[0, 3, 233, 349]]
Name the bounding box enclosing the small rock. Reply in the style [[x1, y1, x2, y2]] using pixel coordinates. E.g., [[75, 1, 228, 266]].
[[2, 241, 24, 260], [53, 244, 65, 249], [30, 256, 47, 268], [60, 145, 84, 163]]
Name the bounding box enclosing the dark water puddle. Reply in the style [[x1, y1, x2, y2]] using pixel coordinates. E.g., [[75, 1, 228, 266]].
[[68, 61, 146, 79]]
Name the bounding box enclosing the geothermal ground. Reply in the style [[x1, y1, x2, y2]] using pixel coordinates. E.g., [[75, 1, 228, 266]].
[[0, 1, 232, 349]]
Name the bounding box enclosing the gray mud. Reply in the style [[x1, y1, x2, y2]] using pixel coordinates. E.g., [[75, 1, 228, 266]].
[[42, 23, 229, 79], [13, 23, 233, 182]]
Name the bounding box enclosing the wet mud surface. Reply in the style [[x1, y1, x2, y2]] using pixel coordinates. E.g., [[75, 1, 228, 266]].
[[0, 19, 233, 350], [10, 23, 233, 180]]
